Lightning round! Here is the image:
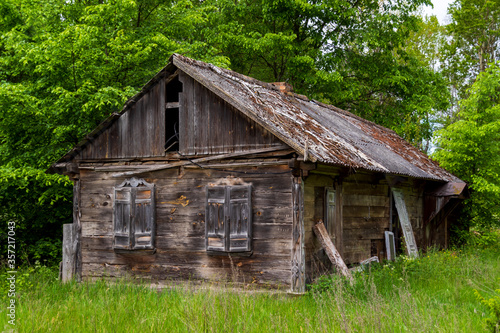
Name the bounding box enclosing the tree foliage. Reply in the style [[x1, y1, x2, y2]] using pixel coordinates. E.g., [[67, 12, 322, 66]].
[[206, 0, 449, 147], [441, 0, 500, 107], [434, 64, 500, 229], [0, 0, 227, 265], [0, 0, 463, 264]]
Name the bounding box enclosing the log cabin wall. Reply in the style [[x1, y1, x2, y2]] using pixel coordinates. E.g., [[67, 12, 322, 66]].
[[341, 173, 391, 265], [303, 172, 341, 281], [395, 180, 426, 251], [178, 73, 287, 156], [304, 167, 428, 282], [78, 164, 294, 288]]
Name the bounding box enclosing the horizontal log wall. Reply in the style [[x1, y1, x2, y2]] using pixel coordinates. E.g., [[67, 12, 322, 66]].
[[342, 174, 390, 264], [79, 164, 293, 288], [303, 173, 340, 281], [304, 169, 427, 277]]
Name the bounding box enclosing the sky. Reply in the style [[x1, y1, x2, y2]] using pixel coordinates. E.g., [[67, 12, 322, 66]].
[[421, 0, 455, 24]]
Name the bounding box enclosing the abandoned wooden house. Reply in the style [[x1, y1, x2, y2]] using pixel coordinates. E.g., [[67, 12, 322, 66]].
[[50, 54, 467, 292]]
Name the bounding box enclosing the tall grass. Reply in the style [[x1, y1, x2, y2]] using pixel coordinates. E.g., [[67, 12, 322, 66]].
[[1, 235, 499, 332]]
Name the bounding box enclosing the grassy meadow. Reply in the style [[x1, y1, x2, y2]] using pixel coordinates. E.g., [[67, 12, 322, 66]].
[[1, 232, 500, 332]]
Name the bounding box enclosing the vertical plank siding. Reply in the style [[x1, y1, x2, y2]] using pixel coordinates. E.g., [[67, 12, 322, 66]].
[[77, 78, 166, 160], [78, 166, 293, 287], [178, 72, 286, 156]]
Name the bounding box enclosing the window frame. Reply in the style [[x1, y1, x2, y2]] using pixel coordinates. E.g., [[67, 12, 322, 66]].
[[205, 185, 252, 253], [113, 177, 156, 251]]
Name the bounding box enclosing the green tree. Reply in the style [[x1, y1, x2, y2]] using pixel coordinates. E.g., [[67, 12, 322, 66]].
[[205, 0, 449, 147], [441, 0, 500, 114], [434, 64, 500, 229], [0, 0, 227, 265]]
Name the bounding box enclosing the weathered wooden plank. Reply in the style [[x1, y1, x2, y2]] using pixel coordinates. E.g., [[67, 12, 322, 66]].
[[154, 222, 291, 240], [343, 240, 371, 253], [111, 148, 291, 178], [392, 188, 418, 258], [62, 223, 76, 282], [291, 177, 305, 293], [80, 203, 293, 225], [385, 231, 396, 261], [343, 217, 390, 229], [312, 222, 352, 280], [343, 228, 385, 241], [81, 237, 291, 256], [73, 179, 82, 281], [342, 183, 389, 196], [343, 206, 388, 218], [80, 174, 293, 196], [343, 194, 388, 207], [178, 73, 188, 153], [82, 262, 291, 286], [81, 249, 291, 270], [80, 164, 291, 181]]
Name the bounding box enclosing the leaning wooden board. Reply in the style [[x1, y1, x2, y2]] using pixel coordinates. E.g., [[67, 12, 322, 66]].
[[391, 188, 419, 258]]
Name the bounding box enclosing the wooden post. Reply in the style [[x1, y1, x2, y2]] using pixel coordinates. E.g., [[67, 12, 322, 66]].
[[385, 231, 396, 261], [62, 224, 75, 282], [291, 177, 305, 293], [73, 179, 82, 281], [313, 222, 353, 281], [335, 181, 343, 257]]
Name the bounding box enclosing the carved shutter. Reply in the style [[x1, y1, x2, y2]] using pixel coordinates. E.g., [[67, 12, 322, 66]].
[[133, 187, 155, 249], [206, 186, 226, 252], [114, 188, 132, 249], [114, 178, 155, 250], [228, 185, 252, 252], [206, 185, 252, 252]]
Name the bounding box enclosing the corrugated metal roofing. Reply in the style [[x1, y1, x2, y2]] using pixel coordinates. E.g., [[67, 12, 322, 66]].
[[51, 54, 462, 183], [172, 54, 460, 182]]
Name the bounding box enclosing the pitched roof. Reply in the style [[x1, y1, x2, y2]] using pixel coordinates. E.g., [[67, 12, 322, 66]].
[[51, 54, 461, 183], [172, 54, 459, 182]]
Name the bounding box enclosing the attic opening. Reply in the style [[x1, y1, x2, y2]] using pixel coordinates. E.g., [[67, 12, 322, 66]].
[[165, 76, 182, 152]]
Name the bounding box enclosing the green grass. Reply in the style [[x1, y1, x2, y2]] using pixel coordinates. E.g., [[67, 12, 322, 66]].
[[1, 235, 500, 332]]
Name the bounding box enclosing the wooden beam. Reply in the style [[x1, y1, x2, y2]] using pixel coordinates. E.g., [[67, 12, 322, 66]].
[[165, 102, 180, 109], [313, 222, 353, 281], [111, 147, 290, 177], [62, 223, 75, 282], [73, 180, 82, 282], [291, 177, 306, 293]]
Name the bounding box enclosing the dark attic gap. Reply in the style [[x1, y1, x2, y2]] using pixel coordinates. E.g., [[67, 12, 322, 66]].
[[165, 76, 182, 152]]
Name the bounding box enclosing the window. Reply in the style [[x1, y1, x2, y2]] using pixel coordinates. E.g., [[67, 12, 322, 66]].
[[113, 177, 155, 250], [324, 187, 336, 233], [205, 185, 252, 252]]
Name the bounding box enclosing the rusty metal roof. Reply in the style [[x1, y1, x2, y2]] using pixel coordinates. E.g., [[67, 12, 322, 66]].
[[51, 54, 462, 183], [172, 54, 461, 182]]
